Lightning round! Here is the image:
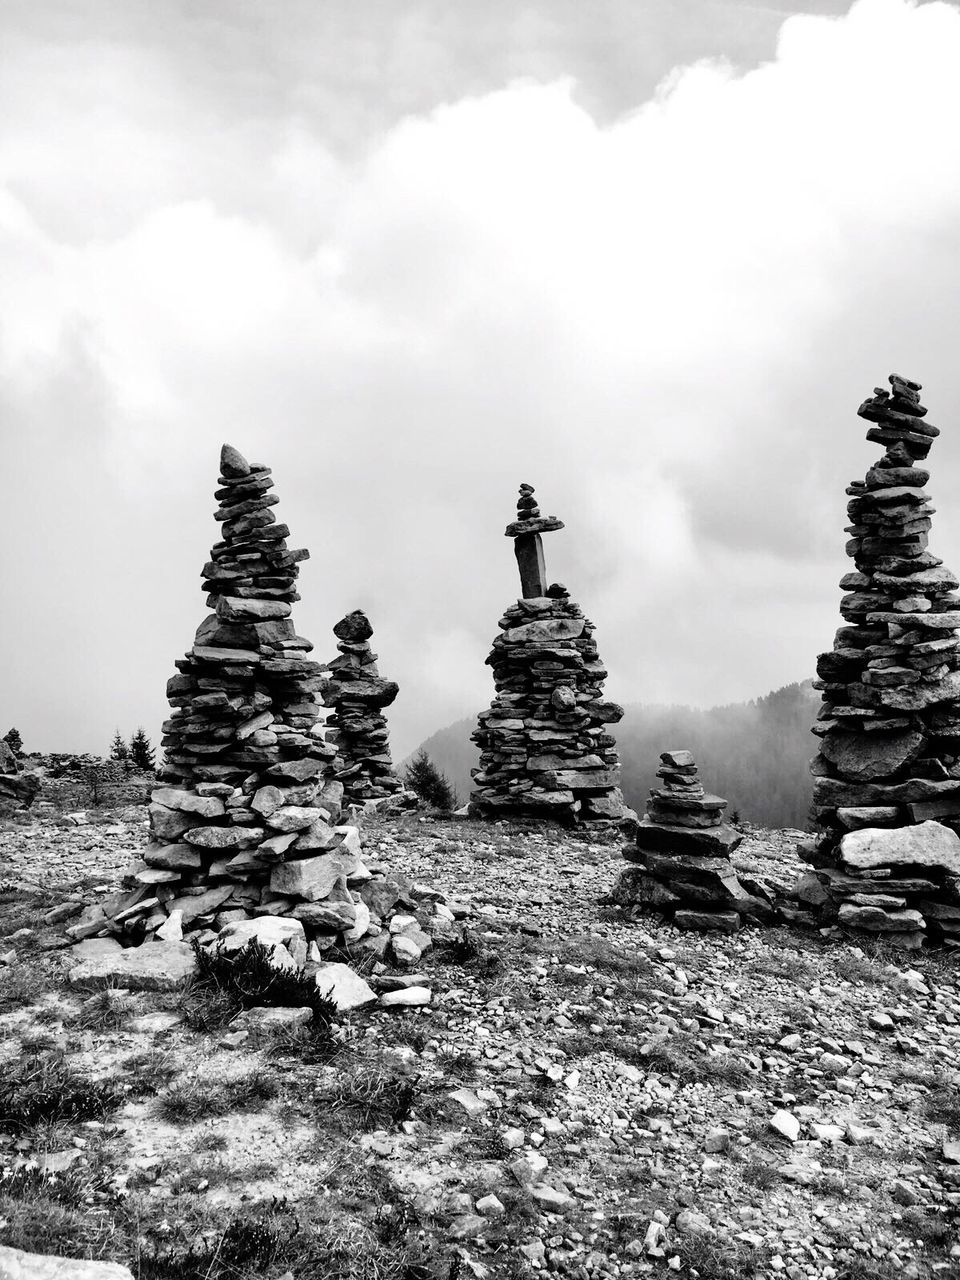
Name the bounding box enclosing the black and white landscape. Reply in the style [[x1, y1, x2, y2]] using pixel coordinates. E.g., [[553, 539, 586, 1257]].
[[1, 3, 959, 1278]]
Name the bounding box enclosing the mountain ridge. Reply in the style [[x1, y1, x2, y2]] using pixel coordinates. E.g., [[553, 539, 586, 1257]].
[[403, 680, 818, 829]]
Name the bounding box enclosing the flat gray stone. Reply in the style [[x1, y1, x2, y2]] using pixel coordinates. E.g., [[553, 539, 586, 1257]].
[[0, 1246, 133, 1280], [840, 820, 960, 873], [68, 942, 196, 991], [313, 962, 376, 1010]]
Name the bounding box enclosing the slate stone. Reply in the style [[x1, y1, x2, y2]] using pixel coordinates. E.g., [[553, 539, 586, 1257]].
[[839, 820, 960, 873], [68, 942, 196, 991]]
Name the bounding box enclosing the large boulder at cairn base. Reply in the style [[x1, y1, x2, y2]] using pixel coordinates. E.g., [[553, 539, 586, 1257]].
[[68, 942, 197, 991], [0, 1246, 134, 1280], [839, 821, 960, 873]]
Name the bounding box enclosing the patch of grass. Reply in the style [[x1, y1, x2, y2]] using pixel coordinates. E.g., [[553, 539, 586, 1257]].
[[750, 951, 814, 983], [73, 987, 130, 1032], [154, 1069, 279, 1125], [0, 1052, 120, 1134], [325, 1059, 420, 1131], [0, 1188, 123, 1258], [376, 1013, 431, 1054], [922, 1078, 960, 1129], [264, 1017, 344, 1064], [741, 1156, 780, 1190], [136, 1206, 294, 1279], [637, 1033, 751, 1088], [124, 1047, 178, 1096], [554, 934, 655, 985], [0, 962, 52, 1012], [191, 937, 339, 1028], [674, 1235, 773, 1279], [180, 984, 239, 1034], [436, 1047, 480, 1082]]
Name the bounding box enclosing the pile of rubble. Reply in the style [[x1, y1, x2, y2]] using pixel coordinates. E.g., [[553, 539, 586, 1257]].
[[800, 375, 960, 948], [322, 610, 405, 806], [610, 750, 769, 931], [470, 486, 625, 824], [66, 446, 457, 991]]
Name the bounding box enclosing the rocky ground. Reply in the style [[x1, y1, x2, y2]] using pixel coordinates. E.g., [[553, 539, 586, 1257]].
[[0, 807, 958, 1280]]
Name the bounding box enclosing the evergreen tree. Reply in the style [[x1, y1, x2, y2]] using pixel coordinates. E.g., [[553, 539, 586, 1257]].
[[2, 728, 23, 757], [404, 749, 458, 811], [109, 730, 129, 765], [129, 727, 155, 772]]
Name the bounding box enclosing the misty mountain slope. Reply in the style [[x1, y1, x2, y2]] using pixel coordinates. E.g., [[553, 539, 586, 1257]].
[[405, 681, 818, 830]]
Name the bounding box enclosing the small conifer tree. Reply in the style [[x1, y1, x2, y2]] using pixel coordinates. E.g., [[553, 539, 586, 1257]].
[[129, 727, 155, 772], [403, 749, 458, 811], [2, 728, 23, 757], [109, 730, 129, 766]]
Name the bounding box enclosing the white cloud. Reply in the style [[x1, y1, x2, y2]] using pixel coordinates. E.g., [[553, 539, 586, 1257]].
[[3, 0, 960, 757]]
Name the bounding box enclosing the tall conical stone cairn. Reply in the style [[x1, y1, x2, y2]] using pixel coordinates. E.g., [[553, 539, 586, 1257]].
[[469, 485, 625, 824], [65, 445, 462, 988], [322, 610, 403, 805], [800, 375, 960, 948], [609, 749, 766, 932]]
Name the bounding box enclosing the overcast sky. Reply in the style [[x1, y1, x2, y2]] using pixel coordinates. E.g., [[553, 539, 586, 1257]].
[[4, 0, 960, 760]]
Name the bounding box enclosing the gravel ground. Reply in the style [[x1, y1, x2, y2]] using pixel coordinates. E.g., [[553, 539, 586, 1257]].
[[0, 807, 958, 1279]]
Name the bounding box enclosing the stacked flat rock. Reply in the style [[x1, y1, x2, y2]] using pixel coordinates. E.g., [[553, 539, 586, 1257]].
[[799, 375, 960, 948], [322, 611, 403, 804], [470, 486, 625, 823], [610, 750, 758, 931], [0, 739, 39, 811], [103, 445, 369, 953]]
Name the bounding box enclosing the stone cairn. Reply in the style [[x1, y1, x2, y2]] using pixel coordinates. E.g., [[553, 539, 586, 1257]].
[[0, 739, 39, 812], [470, 485, 625, 823], [610, 749, 765, 932], [322, 610, 404, 806], [67, 445, 456, 986], [799, 375, 960, 948]]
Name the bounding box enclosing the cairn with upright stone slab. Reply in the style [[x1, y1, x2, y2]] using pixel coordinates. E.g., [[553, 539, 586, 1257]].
[[799, 376, 960, 948], [66, 446, 458, 994], [322, 610, 404, 806], [610, 750, 765, 931], [470, 485, 625, 824]]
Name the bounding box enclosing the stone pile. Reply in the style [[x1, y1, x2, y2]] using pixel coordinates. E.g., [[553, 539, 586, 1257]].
[[800, 375, 960, 948], [470, 486, 624, 824], [322, 610, 403, 805], [610, 750, 764, 931], [67, 445, 457, 986], [0, 739, 40, 811]]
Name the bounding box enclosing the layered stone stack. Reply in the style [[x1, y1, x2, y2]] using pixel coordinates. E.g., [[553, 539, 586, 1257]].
[[65, 444, 454, 975], [322, 610, 403, 805], [0, 739, 39, 812], [470, 486, 624, 824], [800, 375, 960, 948], [610, 750, 761, 931]]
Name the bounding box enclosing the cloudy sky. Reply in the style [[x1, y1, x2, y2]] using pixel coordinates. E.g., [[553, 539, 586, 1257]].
[[4, 0, 960, 760]]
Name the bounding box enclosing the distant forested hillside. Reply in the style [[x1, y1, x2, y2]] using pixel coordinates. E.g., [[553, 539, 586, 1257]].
[[403, 681, 818, 830]]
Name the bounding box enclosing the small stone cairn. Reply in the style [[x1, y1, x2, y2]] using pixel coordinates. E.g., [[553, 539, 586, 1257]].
[[610, 750, 762, 931], [67, 445, 457, 990], [470, 485, 625, 823], [799, 375, 960, 948], [322, 610, 404, 805], [0, 739, 39, 812]]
